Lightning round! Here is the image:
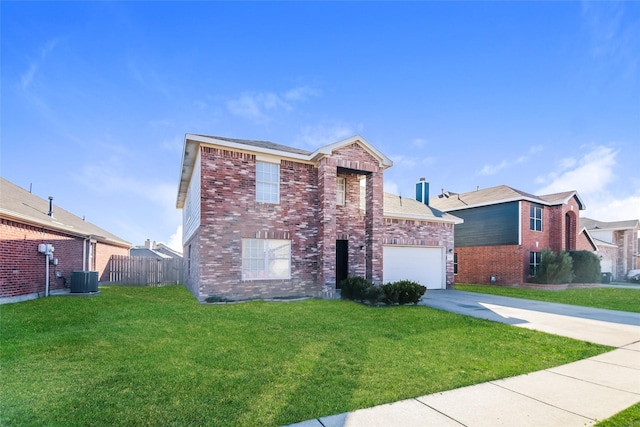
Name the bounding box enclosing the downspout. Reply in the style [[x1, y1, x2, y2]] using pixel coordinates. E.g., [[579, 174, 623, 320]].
[[83, 238, 88, 271], [45, 251, 50, 297]]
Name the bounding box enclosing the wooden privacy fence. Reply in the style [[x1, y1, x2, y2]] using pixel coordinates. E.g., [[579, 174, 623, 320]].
[[107, 255, 184, 285]]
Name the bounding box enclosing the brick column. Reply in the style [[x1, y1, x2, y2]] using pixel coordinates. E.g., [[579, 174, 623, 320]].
[[365, 170, 384, 284], [317, 159, 337, 294]]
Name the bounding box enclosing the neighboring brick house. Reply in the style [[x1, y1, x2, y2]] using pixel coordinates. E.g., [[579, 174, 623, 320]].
[[579, 218, 639, 281], [429, 185, 585, 286], [175, 134, 461, 301], [1, 177, 131, 303]]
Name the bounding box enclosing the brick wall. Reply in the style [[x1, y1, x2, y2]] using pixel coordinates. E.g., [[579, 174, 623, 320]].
[[192, 142, 388, 300], [336, 170, 366, 278], [455, 245, 525, 285], [456, 198, 583, 286], [0, 218, 127, 299], [615, 229, 638, 278], [196, 147, 321, 300], [383, 218, 456, 286]]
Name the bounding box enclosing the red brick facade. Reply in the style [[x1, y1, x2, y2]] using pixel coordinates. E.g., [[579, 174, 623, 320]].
[[180, 136, 457, 300], [383, 219, 456, 286], [0, 218, 128, 300], [455, 197, 582, 285]]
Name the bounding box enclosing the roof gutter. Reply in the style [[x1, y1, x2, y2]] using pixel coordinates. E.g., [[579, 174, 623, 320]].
[[0, 209, 130, 249]]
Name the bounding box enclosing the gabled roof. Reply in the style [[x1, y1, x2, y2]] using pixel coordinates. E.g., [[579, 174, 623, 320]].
[[578, 227, 599, 251], [0, 177, 131, 248], [177, 134, 393, 208], [130, 248, 173, 259], [581, 217, 640, 232], [429, 184, 585, 212], [383, 193, 463, 224], [191, 134, 312, 156]]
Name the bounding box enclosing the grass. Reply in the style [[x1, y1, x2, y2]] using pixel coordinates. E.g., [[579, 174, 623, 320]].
[[455, 284, 640, 313], [595, 402, 640, 426], [0, 285, 610, 426]]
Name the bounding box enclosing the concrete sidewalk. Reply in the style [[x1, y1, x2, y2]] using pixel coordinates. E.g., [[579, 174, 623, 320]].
[[285, 291, 640, 427]]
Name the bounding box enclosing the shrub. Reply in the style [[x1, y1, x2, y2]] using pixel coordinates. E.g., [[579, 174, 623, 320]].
[[363, 285, 385, 305], [382, 280, 427, 305], [569, 250, 601, 283], [536, 249, 574, 284], [205, 295, 235, 303], [339, 277, 426, 305], [340, 276, 373, 300]]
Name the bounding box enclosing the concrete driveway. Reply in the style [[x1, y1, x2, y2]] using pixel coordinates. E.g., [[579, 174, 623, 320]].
[[419, 289, 640, 347]]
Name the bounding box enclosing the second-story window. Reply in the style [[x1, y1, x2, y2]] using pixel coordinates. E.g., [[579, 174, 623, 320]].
[[359, 177, 366, 213], [530, 205, 542, 231], [337, 177, 346, 206], [256, 161, 279, 203]]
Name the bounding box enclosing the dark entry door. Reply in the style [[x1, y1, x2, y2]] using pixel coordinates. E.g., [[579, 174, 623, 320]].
[[336, 240, 348, 288]]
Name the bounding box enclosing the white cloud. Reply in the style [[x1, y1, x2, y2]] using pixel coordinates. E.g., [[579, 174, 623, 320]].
[[20, 38, 60, 90], [167, 225, 183, 251], [391, 154, 417, 168], [535, 144, 638, 221], [479, 145, 543, 176], [479, 160, 509, 176], [581, 193, 640, 222], [384, 180, 399, 195], [283, 85, 321, 102], [295, 121, 360, 148], [412, 138, 428, 148], [226, 85, 320, 124], [536, 146, 617, 196]]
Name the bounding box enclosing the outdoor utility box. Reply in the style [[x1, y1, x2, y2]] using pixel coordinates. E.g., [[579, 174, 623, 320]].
[[70, 271, 99, 293]]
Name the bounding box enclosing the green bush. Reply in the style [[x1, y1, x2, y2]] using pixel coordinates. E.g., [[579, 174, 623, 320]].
[[340, 276, 373, 300], [339, 277, 426, 305], [363, 285, 385, 305], [536, 249, 574, 284], [569, 250, 601, 283], [382, 280, 427, 305]]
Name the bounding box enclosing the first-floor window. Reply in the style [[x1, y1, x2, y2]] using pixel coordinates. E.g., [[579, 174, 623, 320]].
[[453, 253, 458, 274], [242, 239, 291, 280], [529, 251, 541, 276]]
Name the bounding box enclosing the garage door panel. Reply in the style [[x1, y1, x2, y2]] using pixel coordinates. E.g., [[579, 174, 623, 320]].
[[383, 246, 444, 290]]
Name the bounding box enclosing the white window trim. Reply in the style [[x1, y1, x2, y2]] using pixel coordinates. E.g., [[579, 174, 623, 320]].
[[256, 161, 280, 204]]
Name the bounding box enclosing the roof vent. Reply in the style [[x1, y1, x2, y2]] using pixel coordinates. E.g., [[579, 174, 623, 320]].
[[48, 196, 54, 217]]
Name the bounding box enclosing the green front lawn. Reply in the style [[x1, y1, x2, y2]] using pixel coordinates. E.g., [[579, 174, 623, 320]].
[[596, 402, 640, 426], [1, 286, 609, 426], [455, 284, 640, 313]]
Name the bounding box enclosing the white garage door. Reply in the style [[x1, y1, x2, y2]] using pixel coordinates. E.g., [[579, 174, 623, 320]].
[[600, 258, 613, 274], [383, 246, 445, 290]]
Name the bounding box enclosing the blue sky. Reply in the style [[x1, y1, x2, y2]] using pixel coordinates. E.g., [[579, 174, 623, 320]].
[[2, 1, 639, 251]]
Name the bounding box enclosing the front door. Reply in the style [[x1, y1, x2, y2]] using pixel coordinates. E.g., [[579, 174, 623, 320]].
[[336, 240, 348, 288]]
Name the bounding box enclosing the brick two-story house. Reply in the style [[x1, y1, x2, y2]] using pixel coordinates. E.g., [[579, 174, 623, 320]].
[[429, 185, 585, 286], [176, 134, 462, 301], [579, 218, 639, 281], [1, 177, 131, 303]]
